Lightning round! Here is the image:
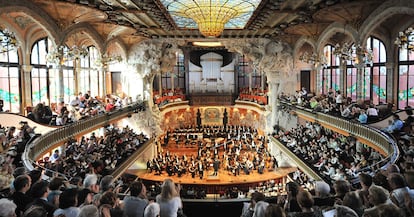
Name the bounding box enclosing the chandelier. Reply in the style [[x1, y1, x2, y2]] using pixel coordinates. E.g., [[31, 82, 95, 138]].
[[333, 43, 373, 67], [94, 55, 122, 68], [165, 0, 259, 38], [0, 29, 19, 53], [395, 27, 414, 52], [46, 45, 89, 66], [299, 52, 327, 68]]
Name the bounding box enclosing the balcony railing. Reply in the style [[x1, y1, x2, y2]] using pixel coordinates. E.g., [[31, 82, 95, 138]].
[[22, 102, 146, 172], [278, 101, 399, 183]]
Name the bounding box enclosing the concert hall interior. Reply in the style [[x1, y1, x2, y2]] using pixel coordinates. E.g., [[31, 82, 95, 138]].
[[1, 1, 414, 217]]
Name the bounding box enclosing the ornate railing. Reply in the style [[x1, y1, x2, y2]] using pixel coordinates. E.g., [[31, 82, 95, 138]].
[[278, 101, 399, 182], [22, 102, 146, 172]]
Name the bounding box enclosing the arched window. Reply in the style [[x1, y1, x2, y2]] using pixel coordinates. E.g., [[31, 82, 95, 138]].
[[79, 46, 100, 97], [31, 38, 52, 106], [0, 30, 20, 113], [367, 37, 387, 105], [398, 37, 414, 108], [320, 45, 340, 95], [344, 37, 386, 104]]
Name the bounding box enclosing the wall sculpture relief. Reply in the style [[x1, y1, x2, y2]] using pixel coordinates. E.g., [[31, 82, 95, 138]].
[[223, 38, 294, 79]]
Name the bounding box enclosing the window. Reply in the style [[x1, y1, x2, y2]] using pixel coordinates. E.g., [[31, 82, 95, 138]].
[[320, 45, 340, 95], [398, 40, 414, 108], [79, 46, 100, 98], [366, 37, 387, 105], [344, 37, 386, 104], [31, 38, 51, 106], [0, 30, 20, 112]]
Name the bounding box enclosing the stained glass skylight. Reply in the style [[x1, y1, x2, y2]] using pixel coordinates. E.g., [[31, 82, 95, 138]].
[[160, 0, 262, 34]]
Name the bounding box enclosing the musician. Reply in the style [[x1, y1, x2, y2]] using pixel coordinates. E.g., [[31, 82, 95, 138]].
[[198, 160, 204, 179], [189, 163, 196, 178]]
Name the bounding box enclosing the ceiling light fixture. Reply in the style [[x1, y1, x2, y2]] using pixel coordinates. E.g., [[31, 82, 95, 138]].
[[0, 28, 19, 53], [163, 0, 260, 38], [299, 52, 327, 68], [46, 45, 89, 66], [395, 27, 414, 52], [333, 43, 373, 67]]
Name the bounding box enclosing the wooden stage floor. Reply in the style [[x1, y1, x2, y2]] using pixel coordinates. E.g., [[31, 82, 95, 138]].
[[128, 167, 297, 185]]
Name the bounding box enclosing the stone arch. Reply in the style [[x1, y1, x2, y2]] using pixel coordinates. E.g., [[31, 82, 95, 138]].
[[294, 36, 317, 56], [317, 22, 358, 49], [61, 23, 104, 53], [360, 0, 414, 42], [0, 0, 60, 44], [104, 37, 128, 59]]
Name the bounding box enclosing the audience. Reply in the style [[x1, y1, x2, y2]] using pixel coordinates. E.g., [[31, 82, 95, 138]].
[[156, 178, 183, 217]]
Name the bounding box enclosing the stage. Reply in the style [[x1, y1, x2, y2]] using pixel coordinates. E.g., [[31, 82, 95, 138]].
[[128, 166, 297, 185]]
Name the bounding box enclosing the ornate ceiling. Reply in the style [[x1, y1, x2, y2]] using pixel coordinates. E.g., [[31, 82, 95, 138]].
[[0, 0, 389, 49]]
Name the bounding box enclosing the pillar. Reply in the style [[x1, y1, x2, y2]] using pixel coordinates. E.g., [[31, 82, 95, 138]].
[[21, 65, 33, 114], [385, 62, 394, 104], [355, 62, 365, 101], [57, 64, 64, 103]]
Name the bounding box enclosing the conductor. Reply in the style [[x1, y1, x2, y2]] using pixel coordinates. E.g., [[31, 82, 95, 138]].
[[213, 157, 220, 176]]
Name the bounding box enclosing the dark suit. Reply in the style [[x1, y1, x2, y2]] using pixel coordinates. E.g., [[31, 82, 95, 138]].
[[10, 191, 33, 217], [213, 159, 220, 176]]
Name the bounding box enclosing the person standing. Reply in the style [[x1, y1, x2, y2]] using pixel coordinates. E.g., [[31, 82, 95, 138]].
[[156, 178, 183, 217], [336, 90, 343, 111], [123, 181, 149, 217], [213, 157, 220, 176]]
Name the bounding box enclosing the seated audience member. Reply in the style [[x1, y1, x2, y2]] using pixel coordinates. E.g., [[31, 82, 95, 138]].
[[144, 202, 160, 217], [78, 204, 99, 217], [10, 174, 33, 216], [53, 188, 80, 217], [333, 180, 351, 202], [403, 108, 414, 133], [284, 182, 302, 213], [313, 181, 335, 209], [387, 173, 414, 215], [0, 198, 17, 217], [99, 191, 123, 217], [77, 188, 94, 208], [382, 114, 404, 133], [378, 203, 405, 217], [358, 173, 373, 209], [289, 190, 323, 217], [363, 185, 402, 217], [358, 110, 368, 124], [265, 204, 286, 217], [341, 106, 352, 119], [242, 191, 267, 217], [22, 205, 47, 217], [254, 199, 269, 217], [366, 104, 379, 122], [333, 205, 359, 217], [26, 180, 57, 217], [342, 191, 364, 217]]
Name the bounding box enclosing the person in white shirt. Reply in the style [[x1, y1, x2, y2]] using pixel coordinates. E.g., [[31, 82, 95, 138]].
[[336, 90, 344, 111], [366, 104, 379, 121]]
